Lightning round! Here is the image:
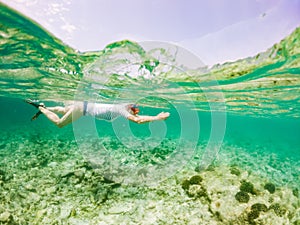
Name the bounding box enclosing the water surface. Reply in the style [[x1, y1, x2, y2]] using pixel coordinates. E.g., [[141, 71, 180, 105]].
[[0, 3, 299, 224]]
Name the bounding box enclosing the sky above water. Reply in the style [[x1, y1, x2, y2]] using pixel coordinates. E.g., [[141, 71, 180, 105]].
[[2, 0, 300, 65]]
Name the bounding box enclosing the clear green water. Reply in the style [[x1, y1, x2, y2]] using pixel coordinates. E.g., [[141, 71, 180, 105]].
[[0, 3, 299, 224]]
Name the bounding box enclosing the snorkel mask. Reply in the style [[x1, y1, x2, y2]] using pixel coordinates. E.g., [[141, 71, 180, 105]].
[[129, 104, 139, 115]]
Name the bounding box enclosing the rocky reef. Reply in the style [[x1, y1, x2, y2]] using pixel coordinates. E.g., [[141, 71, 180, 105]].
[[0, 129, 299, 225]]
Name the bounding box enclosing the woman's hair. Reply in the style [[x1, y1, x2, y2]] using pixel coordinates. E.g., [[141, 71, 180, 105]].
[[126, 103, 139, 113], [130, 104, 139, 110]]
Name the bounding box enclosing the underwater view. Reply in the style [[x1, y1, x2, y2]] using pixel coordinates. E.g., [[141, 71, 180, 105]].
[[0, 2, 300, 225]]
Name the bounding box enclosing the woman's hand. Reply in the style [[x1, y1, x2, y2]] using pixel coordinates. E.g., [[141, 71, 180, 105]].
[[156, 112, 170, 120], [128, 112, 170, 124]]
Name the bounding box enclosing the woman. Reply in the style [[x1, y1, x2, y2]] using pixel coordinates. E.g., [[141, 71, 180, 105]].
[[26, 100, 170, 128]]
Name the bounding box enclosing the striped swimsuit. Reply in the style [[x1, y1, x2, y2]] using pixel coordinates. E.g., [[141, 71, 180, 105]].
[[83, 102, 131, 121]]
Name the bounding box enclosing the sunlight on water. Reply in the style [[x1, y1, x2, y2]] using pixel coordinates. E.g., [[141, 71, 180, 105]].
[[1, 3, 299, 118]]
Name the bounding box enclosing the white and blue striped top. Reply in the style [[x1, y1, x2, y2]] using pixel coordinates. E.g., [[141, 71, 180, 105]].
[[84, 103, 132, 121]]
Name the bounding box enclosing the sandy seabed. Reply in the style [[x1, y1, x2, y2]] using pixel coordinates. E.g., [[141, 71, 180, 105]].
[[0, 130, 299, 225]]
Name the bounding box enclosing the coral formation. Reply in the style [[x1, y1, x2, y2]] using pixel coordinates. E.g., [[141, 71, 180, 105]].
[[230, 166, 241, 176], [247, 209, 260, 222], [251, 203, 268, 212], [235, 191, 250, 203], [292, 188, 298, 198], [240, 180, 256, 195], [0, 169, 5, 182], [264, 182, 276, 194], [181, 175, 210, 203], [189, 175, 203, 185], [0, 129, 298, 224], [181, 179, 190, 191], [269, 203, 287, 217]]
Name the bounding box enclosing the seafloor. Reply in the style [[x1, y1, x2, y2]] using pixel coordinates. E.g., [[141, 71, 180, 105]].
[[0, 126, 299, 225]]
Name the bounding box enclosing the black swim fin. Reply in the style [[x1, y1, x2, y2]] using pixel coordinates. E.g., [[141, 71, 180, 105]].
[[25, 99, 41, 109], [31, 111, 42, 121]]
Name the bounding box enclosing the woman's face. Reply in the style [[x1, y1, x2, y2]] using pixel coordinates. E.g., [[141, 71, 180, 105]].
[[129, 104, 139, 115], [131, 106, 140, 115]]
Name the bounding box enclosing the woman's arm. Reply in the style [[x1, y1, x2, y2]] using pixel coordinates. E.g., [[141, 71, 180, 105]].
[[127, 112, 170, 124]]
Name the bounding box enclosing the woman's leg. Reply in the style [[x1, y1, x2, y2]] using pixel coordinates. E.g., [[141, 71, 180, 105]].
[[39, 105, 83, 128], [46, 106, 68, 115]]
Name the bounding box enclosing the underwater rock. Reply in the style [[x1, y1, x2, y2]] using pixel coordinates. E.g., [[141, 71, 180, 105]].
[[240, 180, 256, 195], [60, 204, 73, 219], [251, 203, 268, 212], [34, 209, 47, 223], [235, 191, 250, 203], [59, 170, 86, 185], [292, 188, 299, 198], [60, 171, 75, 179], [189, 175, 203, 185], [108, 203, 135, 214], [214, 211, 223, 222], [181, 175, 203, 191], [57, 142, 65, 148], [94, 189, 109, 204], [92, 184, 111, 204], [264, 182, 276, 194], [48, 161, 58, 168], [110, 183, 122, 189], [194, 165, 202, 172], [183, 182, 198, 195], [181, 175, 211, 203], [181, 179, 190, 191], [103, 176, 117, 184], [24, 183, 36, 192], [70, 208, 76, 217], [206, 164, 215, 171], [235, 203, 268, 225], [187, 184, 210, 203], [28, 192, 41, 203], [45, 186, 57, 195], [269, 203, 287, 217], [230, 167, 241, 176], [74, 169, 85, 181], [0, 169, 5, 181], [39, 158, 49, 167], [0, 211, 13, 223], [1, 123, 299, 224], [247, 209, 260, 222], [268, 196, 274, 203], [79, 161, 94, 170]]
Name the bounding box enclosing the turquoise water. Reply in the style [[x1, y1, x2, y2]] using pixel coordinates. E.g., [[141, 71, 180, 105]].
[[0, 3, 299, 224]]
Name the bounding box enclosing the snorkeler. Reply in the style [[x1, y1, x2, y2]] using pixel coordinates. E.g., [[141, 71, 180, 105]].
[[25, 99, 170, 128]]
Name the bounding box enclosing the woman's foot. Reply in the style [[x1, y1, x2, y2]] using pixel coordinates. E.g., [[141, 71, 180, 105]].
[[25, 99, 45, 109], [25, 99, 45, 121]]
